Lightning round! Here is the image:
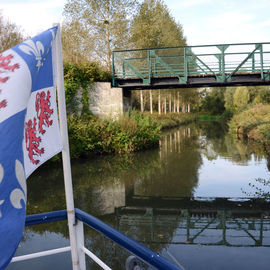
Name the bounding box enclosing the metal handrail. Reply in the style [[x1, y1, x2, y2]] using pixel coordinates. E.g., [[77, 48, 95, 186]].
[[12, 209, 182, 270], [75, 208, 181, 270], [113, 41, 270, 53], [112, 42, 270, 87]]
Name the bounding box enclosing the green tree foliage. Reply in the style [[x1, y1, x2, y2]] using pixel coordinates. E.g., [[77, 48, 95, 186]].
[[0, 12, 24, 52], [224, 87, 236, 112], [130, 0, 187, 112], [130, 0, 186, 48], [61, 21, 91, 63], [63, 61, 111, 113], [250, 86, 270, 104], [63, 0, 138, 70], [178, 88, 200, 112], [200, 87, 225, 115], [233, 86, 250, 110]]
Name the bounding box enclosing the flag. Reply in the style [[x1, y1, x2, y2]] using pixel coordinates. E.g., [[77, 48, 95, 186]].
[[0, 26, 62, 269]]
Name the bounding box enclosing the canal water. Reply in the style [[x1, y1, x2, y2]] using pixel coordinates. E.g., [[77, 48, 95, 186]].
[[7, 122, 270, 270]]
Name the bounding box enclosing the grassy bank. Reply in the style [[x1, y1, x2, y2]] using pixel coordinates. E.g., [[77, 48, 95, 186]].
[[229, 104, 270, 150], [66, 112, 198, 158], [67, 113, 161, 158], [196, 114, 222, 122], [146, 112, 197, 129]]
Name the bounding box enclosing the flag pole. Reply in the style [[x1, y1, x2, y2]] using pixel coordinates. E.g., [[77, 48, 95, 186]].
[[54, 23, 80, 270]]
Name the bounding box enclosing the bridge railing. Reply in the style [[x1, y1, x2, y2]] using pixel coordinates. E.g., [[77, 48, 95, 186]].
[[112, 42, 270, 86], [11, 208, 182, 270]]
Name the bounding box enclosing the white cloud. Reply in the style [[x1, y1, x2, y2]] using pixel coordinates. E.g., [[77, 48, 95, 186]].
[[206, 11, 254, 30], [1, 0, 270, 46], [182, 8, 270, 45], [1, 0, 65, 36]]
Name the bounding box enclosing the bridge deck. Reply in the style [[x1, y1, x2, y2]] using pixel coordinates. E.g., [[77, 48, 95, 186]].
[[112, 42, 270, 89]]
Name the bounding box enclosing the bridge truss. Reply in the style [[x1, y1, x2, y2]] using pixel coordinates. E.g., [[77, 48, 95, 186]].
[[116, 203, 270, 247], [112, 43, 270, 89]]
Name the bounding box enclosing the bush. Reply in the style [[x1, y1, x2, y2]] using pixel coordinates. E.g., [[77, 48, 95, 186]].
[[229, 104, 270, 147], [233, 86, 250, 110], [67, 113, 161, 158], [64, 62, 111, 113], [145, 112, 197, 129]]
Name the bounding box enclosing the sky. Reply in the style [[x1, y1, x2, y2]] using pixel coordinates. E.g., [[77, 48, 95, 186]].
[[1, 0, 270, 46]]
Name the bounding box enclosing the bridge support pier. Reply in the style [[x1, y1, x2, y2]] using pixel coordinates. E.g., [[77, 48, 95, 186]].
[[88, 82, 132, 118]]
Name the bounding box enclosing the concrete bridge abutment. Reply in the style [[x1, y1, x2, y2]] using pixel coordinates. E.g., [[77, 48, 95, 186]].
[[88, 82, 132, 118]]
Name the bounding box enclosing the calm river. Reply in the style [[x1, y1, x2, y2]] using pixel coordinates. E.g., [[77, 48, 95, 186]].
[[7, 122, 270, 270]]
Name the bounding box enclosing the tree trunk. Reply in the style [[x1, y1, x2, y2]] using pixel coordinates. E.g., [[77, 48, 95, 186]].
[[158, 90, 161, 114], [188, 103, 190, 113], [140, 90, 144, 112], [173, 92, 176, 113], [149, 90, 153, 114], [169, 93, 171, 113], [182, 104, 185, 113], [164, 97, 167, 114], [177, 92, 179, 113]]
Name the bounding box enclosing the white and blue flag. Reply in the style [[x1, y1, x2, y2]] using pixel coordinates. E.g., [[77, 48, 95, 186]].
[[0, 26, 62, 269]]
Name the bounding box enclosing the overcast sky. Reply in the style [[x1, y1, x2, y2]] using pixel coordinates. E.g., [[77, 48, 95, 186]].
[[1, 0, 270, 46]]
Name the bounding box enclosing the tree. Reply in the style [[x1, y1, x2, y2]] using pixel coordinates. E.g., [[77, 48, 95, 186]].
[[0, 12, 24, 52], [233, 86, 250, 110], [249, 86, 270, 104], [130, 0, 187, 112], [63, 0, 138, 70], [224, 87, 236, 112], [130, 0, 186, 49], [61, 21, 91, 63], [200, 87, 225, 115]]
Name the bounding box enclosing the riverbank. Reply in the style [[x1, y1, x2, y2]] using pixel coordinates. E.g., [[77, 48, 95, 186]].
[[146, 112, 197, 129], [67, 113, 161, 158], [229, 104, 270, 152], [66, 112, 198, 158]]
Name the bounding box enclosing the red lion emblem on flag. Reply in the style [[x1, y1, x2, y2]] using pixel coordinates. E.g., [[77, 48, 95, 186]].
[[25, 118, 44, 165], [0, 54, 20, 111], [25, 90, 54, 164], [35, 90, 54, 134]]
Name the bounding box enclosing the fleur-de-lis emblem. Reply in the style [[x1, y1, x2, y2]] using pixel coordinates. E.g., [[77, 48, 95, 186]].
[[10, 160, 26, 209], [19, 40, 44, 70]]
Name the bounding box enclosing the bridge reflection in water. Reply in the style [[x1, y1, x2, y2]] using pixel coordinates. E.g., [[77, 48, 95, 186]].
[[13, 123, 269, 269], [115, 197, 270, 248]]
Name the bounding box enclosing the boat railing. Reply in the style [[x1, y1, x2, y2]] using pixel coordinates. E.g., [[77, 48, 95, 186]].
[[11, 208, 182, 270]]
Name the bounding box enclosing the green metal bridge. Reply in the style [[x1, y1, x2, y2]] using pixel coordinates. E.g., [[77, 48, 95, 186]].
[[112, 42, 270, 89]]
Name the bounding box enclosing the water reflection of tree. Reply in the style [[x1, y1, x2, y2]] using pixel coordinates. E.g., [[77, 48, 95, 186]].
[[24, 127, 202, 266], [133, 125, 202, 197], [198, 121, 267, 164], [25, 121, 270, 268], [267, 154, 270, 171], [24, 151, 164, 236], [242, 178, 270, 199]]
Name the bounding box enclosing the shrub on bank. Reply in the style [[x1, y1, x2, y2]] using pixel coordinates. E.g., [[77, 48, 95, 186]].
[[63, 62, 111, 114], [229, 104, 270, 147], [196, 114, 221, 122], [145, 112, 197, 129], [67, 113, 161, 158]]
